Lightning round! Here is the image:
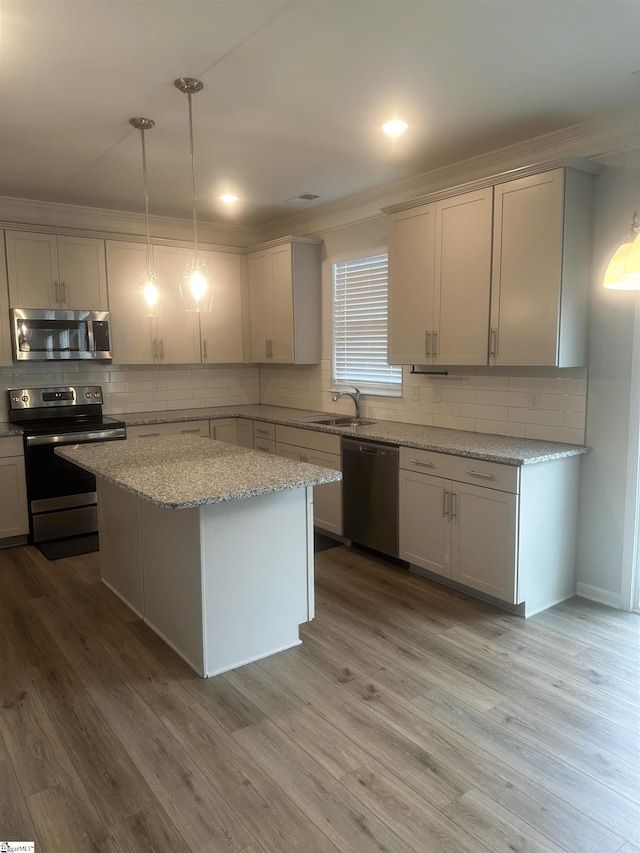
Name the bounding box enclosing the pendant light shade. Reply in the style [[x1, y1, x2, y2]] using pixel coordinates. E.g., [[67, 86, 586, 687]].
[[175, 77, 213, 312], [129, 117, 162, 316], [603, 211, 640, 290]]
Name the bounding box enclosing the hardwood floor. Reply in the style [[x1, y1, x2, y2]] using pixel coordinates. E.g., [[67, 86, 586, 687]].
[[0, 542, 638, 852]]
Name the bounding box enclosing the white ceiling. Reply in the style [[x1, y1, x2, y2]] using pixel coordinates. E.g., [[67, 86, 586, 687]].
[[1, 0, 638, 228]]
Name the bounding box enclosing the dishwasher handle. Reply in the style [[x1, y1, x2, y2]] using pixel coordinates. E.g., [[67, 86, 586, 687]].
[[342, 438, 399, 458]]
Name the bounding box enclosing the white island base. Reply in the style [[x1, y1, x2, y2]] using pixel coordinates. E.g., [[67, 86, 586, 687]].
[[98, 479, 314, 677]]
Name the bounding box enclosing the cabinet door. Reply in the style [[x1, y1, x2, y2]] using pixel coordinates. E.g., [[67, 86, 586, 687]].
[[210, 419, 238, 444], [153, 246, 201, 365], [434, 189, 492, 366], [451, 482, 518, 602], [388, 204, 436, 364], [248, 250, 273, 362], [0, 235, 12, 365], [399, 469, 450, 578], [236, 418, 254, 448], [57, 236, 108, 309], [0, 456, 29, 539], [5, 231, 59, 308], [199, 252, 244, 364], [490, 169, 564, 366], [105, 241, 154, 364], [270, 245, 294, 363]]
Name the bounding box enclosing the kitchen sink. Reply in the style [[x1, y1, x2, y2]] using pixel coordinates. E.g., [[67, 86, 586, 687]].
[[303, 416, 376, 427]]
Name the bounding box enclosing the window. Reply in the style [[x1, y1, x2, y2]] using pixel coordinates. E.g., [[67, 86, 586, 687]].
[[333, 254, 401, 391]]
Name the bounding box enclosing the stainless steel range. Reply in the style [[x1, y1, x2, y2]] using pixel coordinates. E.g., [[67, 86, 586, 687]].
[[8, 385, 126, 546]]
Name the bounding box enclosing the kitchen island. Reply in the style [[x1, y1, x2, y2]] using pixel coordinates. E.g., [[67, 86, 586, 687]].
[[57, 435, 341, 677]]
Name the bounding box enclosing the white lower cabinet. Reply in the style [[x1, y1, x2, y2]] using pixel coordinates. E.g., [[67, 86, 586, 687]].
[[253, 421, 276, 454], [0, 437, 29, 542], [399, 446, 579, 615], [275, 425, 342, 536], [126, 420, 210, 440], [236, 419, 254, 449], [209, 418, 238, 444]]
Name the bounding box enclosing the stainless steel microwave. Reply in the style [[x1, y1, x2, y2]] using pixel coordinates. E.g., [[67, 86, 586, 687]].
[[10, 309, 112, 361]]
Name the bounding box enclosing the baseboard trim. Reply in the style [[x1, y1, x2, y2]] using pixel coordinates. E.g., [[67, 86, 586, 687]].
[[575, 582, 621, 610]]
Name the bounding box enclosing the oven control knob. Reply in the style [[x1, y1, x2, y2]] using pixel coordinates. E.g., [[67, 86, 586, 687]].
[[21, 395, 29, 402], [94, 392, 101, 398], [12, 396, 19, 402], [85, 392, 91, 398]]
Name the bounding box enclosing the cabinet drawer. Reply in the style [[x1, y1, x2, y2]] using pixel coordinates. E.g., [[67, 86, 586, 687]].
[[254, 437, 276, 454], [253, 421, 276, 441], [276, 442, 341, 469], [0, 436, 24, 458], [276, 425, 340, 455], [399, 447, 456, 478], [127, 420, 209, 439], [400, 446, 519, 494], [447, 456, 519, 494]]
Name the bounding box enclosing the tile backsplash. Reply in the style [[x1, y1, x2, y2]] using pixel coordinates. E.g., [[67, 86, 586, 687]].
[[259, 361, 588, 445], [0, 363, 260, 420], [0, 359, 587, 445]]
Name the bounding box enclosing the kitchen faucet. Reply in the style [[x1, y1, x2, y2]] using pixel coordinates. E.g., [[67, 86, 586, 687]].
[[331, 386, 362, 419]]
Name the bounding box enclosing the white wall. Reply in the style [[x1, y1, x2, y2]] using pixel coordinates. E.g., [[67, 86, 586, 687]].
[[576, 151, 639, 608]]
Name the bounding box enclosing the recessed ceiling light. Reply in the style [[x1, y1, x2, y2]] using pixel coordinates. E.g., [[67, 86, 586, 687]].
[[382, 119, 408, 137], [220, 193, 238, 204]]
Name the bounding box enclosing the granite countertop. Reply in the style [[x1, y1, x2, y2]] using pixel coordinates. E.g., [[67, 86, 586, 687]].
[[0, 422, 23, 438], [56, 434, 341, 510], [120, 404, 588, 466]]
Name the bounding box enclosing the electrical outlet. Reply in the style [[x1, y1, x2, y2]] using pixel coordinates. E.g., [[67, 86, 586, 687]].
[[432, 387, 442, 404], [527, 391, 541, 410], [153, 380, 165, 392], [410, 385, 419, 401]]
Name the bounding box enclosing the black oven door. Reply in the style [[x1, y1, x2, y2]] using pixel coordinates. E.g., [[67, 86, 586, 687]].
[[23, 431, 124, 542]]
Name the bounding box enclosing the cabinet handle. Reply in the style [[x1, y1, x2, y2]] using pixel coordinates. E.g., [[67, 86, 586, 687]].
[[410, 459, 435, 468], [152, 338, 158, 359], [466, 470, 495, 480], [443, 489, 449, 518], [425, 331, 431, 358], [139, 432, 161, 438], [159, 339, 164, 359], [60, 281, 66, 304], [181, 428, 202, 434], [255, 427, 270, 436], [300, 455, 310, 463], [54, 280, 60, 304], [490, 328, 498, 358], [202, 339, 207, 362], [266, 338, 273, 358], [432, 330, 438, 358], [451, 492, 457, 519]]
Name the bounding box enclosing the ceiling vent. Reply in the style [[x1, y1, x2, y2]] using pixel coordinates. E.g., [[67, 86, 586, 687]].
[[286, 192, 319, 204]]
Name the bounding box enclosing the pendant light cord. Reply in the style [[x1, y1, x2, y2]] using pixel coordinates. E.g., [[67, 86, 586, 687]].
[[187, 92, 199, 260], [140, 127, 152, 271]]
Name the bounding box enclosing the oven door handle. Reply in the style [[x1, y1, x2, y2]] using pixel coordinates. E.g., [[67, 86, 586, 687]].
[[25, 428, 126, 446]]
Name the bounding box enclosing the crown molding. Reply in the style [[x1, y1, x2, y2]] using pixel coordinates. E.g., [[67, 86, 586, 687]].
[[0, 196, 255, 248]]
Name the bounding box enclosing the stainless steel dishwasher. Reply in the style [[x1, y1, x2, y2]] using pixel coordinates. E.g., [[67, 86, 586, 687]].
[[342, 437, 399, 558]]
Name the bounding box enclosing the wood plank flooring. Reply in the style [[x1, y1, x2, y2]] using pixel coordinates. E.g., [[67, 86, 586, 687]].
[[0, 542, 638, 852]]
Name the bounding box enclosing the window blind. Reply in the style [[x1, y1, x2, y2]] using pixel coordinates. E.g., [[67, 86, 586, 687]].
[[333, 254, 401, 388]]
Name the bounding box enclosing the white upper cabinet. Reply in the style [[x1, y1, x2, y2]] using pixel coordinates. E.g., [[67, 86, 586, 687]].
[[105, 240, 245, 366], [0, 234, 12, 365], [5, 230, 107, 310], [387, 164, 594, 369], [388, 187, 492, 366], [388, 203, 436, 364], [490, 167, 593, 367], [247, 237, 321, 364], [198, 250, 246, 364]]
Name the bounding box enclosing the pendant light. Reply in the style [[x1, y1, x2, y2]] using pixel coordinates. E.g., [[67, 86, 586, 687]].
[[175, 77, 213, 312], [603, 210, 640, 290], [129, 117, 162, 315]]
